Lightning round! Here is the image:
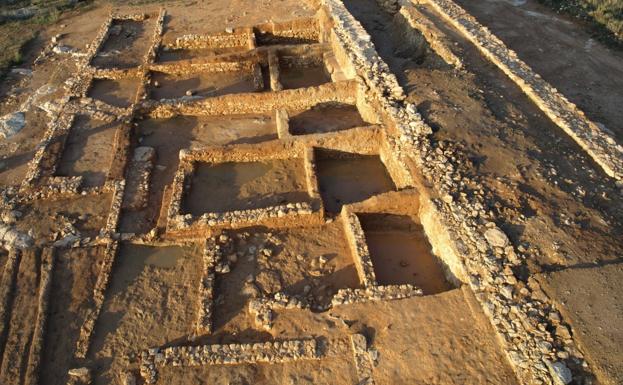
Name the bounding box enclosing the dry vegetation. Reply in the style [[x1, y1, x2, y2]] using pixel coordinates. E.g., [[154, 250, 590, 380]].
[[537, 0, 623, 45]]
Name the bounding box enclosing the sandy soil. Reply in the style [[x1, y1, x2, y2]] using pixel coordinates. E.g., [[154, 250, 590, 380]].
[[343, 0, 623, 382], [289, 102, 370, 135], [184, 159, 309, 214], [1, 0, 619, 384], [454, 0, 623, 142]]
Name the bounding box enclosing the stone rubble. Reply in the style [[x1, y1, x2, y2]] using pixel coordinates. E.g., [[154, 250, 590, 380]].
[[320, 0, 589, 383], [140, 338, 320, 383]]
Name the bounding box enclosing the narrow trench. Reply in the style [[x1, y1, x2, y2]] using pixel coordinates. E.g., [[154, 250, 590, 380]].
[[343, 0, 448, 89]]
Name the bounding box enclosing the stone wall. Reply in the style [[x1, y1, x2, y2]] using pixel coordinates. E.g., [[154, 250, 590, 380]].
[[318, 0, 588, 383], [417, 0, 623, 182], [23, 247, 54, 385], [140, 338, 320, 383]]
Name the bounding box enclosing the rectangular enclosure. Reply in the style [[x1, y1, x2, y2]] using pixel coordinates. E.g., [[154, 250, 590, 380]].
[[183, 159, 309, 215], [315, 150, 396, 212], [149, 70, 258, 100], [87, 78, 141, 108], [55, 115, 120, 187], [92, 19, 153, 69], [289, 102, 370, 135], [357, 213, 453, 294], [279, 56, 331, 90]]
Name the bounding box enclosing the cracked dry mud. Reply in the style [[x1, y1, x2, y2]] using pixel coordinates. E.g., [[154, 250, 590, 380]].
[[0, 0, 621, 385]]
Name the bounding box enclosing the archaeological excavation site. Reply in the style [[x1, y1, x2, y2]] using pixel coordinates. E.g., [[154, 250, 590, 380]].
[[0, 0, 621, 384]]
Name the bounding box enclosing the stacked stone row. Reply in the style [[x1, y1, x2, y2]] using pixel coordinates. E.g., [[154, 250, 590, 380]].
[[350, 334, 376, 385], [140, 339, 319, 383], [320, 0, 586, 383], [75, 241, 119, 358], [332, 285, 423, 306], [425, 0, 622, 182], [170, 32, 254, 50], [195, 237, 220, 334], [249, 293, 311, 330], [342, 210, 377, 287], [142, 80, 357, 119]]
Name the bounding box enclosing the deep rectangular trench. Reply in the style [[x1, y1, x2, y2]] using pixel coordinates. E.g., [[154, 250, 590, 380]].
[[289, 102, 370, 135], [358, 213, 454, 294], [315, 150, 396, 213], [279, 62, 331, 90], [182, 159, 310, 215]]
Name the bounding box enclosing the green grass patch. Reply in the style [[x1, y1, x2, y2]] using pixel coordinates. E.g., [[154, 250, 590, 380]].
[[0, 0, 93, 78], [0, 21, 37, 78]]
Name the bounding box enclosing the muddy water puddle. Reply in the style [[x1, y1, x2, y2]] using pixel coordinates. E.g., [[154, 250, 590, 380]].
[[358, 213, 453, 294], [183, 159, 309, 214], [289, 102, 369, 135], [55, 116, 119, 187], [149, 70, 257, 100], [87, 78, 140, 107], [279, 64, 330, 89], [316, 151, 396, 212]]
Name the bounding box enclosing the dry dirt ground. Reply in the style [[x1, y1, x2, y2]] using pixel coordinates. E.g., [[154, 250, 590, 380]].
[[0, 0, 620, 384]]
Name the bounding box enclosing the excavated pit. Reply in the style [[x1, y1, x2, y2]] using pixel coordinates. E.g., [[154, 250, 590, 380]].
[[149, 70, 258, 100], [279, 62, 331, 90], [55, 116, 119, 187], [92, 19, 153, 69], [2, 2, 595, 384], [87, 78, 141, 108], [315, 150, 396, 213], [358, 213, 454, 294], [182, 159, 309, 215], [289, 102, 370, 135]]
